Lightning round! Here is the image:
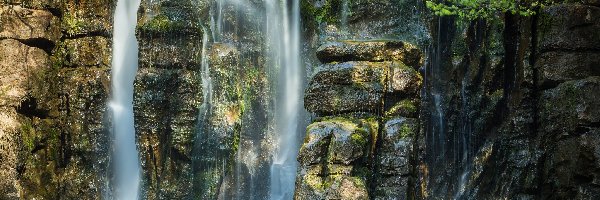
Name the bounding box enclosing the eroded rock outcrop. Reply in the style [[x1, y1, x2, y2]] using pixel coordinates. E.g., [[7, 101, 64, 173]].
[[0, 0, 114, 199], [297, 39, 423, 199]]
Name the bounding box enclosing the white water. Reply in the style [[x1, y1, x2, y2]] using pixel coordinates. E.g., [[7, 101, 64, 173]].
[[340, 0, 349, 32], [266, 0, 302, 199], [110, 0, 141, 199]]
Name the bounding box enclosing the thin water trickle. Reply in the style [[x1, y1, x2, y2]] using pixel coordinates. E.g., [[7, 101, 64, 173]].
[[110, 0, 142, 199], [340, 0, 349, 33]]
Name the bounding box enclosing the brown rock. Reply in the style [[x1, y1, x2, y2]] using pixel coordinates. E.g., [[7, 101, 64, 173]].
[[62, 36, 111, 67], [316, 41, 423, 68], [0, 5, 61, 42], [0, 39, 49, 107]]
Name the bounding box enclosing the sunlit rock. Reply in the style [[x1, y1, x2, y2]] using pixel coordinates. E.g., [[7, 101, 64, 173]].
[[0, 5, 61, 42], [316, 41, 423, 67]]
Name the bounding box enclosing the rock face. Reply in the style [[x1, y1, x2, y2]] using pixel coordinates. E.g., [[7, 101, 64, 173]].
[[0, 0, 115, 199], [417, 1, 600, 200], [297, 34, 423, 199], [316, 41, 423, 67], [295, 117, 376, 200], [373, 117, 418, 199], [134, 0, 202, 198]]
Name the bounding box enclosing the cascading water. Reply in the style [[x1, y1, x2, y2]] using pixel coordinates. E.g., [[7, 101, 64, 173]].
[[266, 0, 303, 199], [110, 0, 142, 199], [340, 0, 349, 33]]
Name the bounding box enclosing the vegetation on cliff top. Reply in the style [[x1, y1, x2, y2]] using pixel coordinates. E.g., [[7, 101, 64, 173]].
[[426, 0, 557, 19]]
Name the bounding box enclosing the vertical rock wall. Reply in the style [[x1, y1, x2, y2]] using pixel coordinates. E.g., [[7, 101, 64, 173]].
[[0, 0, 114, 199], [297, 41, 423, 199], [135, 0, 203, 198]]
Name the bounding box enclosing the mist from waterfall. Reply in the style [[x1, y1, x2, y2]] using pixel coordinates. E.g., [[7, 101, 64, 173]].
[[266, 0, 303, 199], [110, 0, 141, 199]]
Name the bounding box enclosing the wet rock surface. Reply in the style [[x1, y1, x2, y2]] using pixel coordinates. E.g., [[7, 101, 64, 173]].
[[538, 4, 600, 52], [298, 34, 423, 199], [536, 51, 600, 88], [295, 117, 376, 200]]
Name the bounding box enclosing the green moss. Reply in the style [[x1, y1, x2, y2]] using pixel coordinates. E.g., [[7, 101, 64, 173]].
[[385, 99, 418, 117], [139, 14, 189, 35], [350, 131, 367, 147], [399, 123, 414, 138], [305, 174, 326, 191], [20, 121, 36, 152], [302, 0, 344, 25]]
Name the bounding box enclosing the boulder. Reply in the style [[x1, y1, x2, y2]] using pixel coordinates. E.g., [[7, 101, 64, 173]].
[[298, 117, 377, 165], [295, 117, 377, 200], [305, 61, 421, 114], [316, 41, 423, 67], [388, 62, 422, 95], [377, 117, 418, 176], [305, 82, 383, 114]]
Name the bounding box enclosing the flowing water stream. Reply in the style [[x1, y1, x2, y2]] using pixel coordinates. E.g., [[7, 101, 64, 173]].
[[266, 0, 302, 199], [110, 0, 142, 199]]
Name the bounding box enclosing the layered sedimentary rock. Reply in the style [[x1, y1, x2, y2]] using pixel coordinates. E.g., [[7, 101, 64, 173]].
[[0, 0, 115, 199], [134, 1, 203, 198], [297, 39, 423, 199]]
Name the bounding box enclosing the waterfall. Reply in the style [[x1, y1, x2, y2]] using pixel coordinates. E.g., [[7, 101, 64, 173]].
[[340, 0, 349, 33], [266, 0, 303, 199], [110, 0, 141, 199]]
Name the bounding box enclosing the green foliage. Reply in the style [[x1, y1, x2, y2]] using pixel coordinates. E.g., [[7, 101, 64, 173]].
[[302, 0, 344, 25], [425, 0, 556, 19]]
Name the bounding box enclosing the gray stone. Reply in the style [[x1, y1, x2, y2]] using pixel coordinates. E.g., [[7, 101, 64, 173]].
[[540, 76, 600, 137], [537, 51, 600, 87], [538, 4, 600, 51], [388, 62, 422, 95], [377, 117, 418, 176]]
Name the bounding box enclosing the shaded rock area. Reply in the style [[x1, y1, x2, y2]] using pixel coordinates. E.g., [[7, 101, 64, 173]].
[[0, 0, 114, 199], [297, 38, 423, 199], [301, 0, 429, 45], [417, 1, 600, 200], [134, 0, 202, 199]]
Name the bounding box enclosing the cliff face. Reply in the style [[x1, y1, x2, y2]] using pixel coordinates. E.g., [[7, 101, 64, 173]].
[[295, 0, 428, 199], [299, 0, 600, 199], [0, 0, 599, 199], [0, 0, 114, 199], [419, 1, 600, 199]]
